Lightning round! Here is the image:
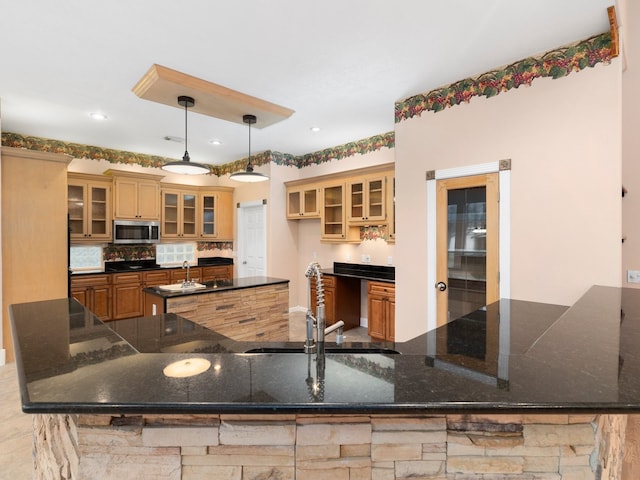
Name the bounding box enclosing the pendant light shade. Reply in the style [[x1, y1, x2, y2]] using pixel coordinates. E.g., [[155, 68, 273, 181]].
[[230, 114, 269, 182], [162, 96, 210, 175]]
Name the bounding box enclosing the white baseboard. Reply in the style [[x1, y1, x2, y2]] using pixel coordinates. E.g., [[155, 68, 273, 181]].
[[360, 317, 368, 328], [0, 348, 5, 366]]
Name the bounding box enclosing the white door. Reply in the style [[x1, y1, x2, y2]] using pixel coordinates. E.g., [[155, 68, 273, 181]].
[[237, 201, 267, 277]]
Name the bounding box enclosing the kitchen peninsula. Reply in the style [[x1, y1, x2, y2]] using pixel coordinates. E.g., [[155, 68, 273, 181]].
[[10, 285, 640, 479]]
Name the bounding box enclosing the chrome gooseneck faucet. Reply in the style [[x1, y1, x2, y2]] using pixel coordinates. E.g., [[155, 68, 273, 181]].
[[182, 260, 193, 287], [304, 261, 344, 354]]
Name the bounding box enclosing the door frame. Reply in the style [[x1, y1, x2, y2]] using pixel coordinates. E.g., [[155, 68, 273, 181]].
[[426, 160, 511, 332], [236, 200, 267, 278]]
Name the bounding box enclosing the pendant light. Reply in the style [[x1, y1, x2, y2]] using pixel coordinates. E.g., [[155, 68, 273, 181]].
[[161, 96, 210, 175], [230, 114, 269, 182]]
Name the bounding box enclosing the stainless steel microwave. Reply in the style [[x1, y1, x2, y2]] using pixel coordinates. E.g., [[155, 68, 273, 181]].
[[113, 220, 160, 244]]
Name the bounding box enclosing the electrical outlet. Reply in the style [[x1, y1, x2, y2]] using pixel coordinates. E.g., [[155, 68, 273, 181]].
[[346, 254, 351, 262], [387, 256, 393, 265], [361, 254, 371, 263], [628, 270, 640, 283]]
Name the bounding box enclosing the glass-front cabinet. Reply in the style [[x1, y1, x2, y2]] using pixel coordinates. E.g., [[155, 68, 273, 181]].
[[347, 176, 386, 223], [161, 188, 198, 239], [68, 173, 112, 243], [286, 186, 320, 219], [321, 183, 346, 240]]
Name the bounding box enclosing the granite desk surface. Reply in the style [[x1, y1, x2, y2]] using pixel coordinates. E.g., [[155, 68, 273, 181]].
[[10, 286, 640, 415]]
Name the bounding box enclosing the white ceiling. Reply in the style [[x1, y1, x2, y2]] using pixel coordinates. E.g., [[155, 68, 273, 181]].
[[0, 1, 613, 166]]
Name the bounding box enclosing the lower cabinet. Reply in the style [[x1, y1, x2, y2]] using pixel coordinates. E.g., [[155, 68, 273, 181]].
[[201, 265, 233, 282], [310, 274, 360, 330], [112, 272, 144, 320], [171, 267, 202, 284], [70, 274, 112, 321], [367, 281, 395, 341]]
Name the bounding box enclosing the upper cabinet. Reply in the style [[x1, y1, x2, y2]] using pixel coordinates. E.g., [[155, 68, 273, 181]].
[[161, 187, 198, 239], [68, 173, 112, 243], [200, 188, 234, 240], [106, 170, 163, 220], [347, 175, 386, 224], [160, 185, 234, 241], [284, 163, 394, 243], [286, 186, 320, 219]]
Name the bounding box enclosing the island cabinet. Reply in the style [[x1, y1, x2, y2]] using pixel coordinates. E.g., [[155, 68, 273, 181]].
[[310, 274, 361, 330], [106, 170, 163, 220], [367, 280, 395, 341], [347, 175, 386, 224], [67, 173, 112, 243], [112, 272, 144, 320], [161, 187, 198, 239], [70, 274, 112, 321], [286, 185, 320, 219]]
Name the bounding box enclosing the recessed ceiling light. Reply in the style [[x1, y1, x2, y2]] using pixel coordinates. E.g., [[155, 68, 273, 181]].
[[89, 112, 108, 121], [209, 139, 222, 145], [310, 126, 321, 132]]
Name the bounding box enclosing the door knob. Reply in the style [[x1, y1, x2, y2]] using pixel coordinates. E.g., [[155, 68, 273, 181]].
[[436, 281, 447, 291]]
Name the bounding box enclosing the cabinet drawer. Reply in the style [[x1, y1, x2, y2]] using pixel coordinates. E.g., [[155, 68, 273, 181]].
[[71, 274, 111, 287], [368, 281, 395, 296], [143, 270, 171, 286], [112, 272, 143, 285]]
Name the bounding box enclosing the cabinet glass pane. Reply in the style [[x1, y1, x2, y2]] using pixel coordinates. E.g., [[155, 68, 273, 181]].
[[289, 191, 301, 215], [368, 180, 383, 217], [68, 185, 84, 223], [202, 195, 215, 235], [350, 183, 363, 218], [323, 186, 343, 236], [303, 190, 317, 214]]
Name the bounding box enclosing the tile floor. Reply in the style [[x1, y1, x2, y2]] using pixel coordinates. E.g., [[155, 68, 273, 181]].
[[0, 312, 371, 478]]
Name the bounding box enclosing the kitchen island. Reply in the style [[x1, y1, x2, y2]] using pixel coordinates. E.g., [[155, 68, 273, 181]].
[[143, 276, 290, 342], [10, 286, 639, 479]]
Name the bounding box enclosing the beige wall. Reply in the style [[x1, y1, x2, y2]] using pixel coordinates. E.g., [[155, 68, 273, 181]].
[[622, 0, 640, 287], [395, 61, 622, 341]]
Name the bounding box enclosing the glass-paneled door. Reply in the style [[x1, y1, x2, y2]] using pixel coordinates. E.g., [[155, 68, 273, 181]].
[[436, 173, 499, 327]]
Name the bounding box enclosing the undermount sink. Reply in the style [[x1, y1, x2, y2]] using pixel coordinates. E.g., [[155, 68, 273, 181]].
[[244, 347, 400, 355], [158, 283, 206, 292]]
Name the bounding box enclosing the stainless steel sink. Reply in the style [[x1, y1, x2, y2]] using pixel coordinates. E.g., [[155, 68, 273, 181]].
[[243, 347, 400, 354]]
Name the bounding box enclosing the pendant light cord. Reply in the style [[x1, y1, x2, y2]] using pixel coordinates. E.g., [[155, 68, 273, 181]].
[[183, 99, 189, 161]]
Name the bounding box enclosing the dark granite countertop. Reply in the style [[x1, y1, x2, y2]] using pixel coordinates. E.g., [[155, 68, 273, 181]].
[[71, 257, 234, 276], [143, 276, 289, 298], [10, 285, 640, 415], [322, 262, 395, 283]]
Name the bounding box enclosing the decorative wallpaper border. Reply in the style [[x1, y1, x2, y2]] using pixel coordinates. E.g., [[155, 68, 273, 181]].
[[1, 130, 394, 174], [1, 33, 612, 173], [395, 32, 612, 122]]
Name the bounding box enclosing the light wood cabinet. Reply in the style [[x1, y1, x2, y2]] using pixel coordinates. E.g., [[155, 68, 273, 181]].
[[388, 176, 396, 242], [285, 163, 394, 243], [70, 274, 112, 321], [68, 173, 112, 243], [107, 170, 163, 220], [162, 187, 198, 239], [2, 147, 71, 362], [347, 176, 386, 224], [112, 272, 144, 320], [367, 281, 395, 341], [286, 186, 320, 219], [321, 183, 346, 241], [199, 188, 234, 240]]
